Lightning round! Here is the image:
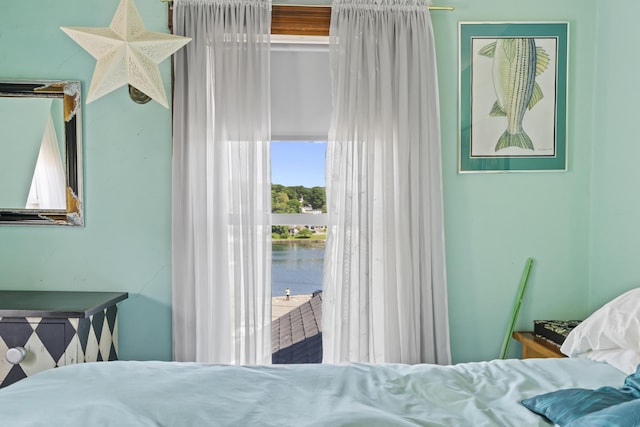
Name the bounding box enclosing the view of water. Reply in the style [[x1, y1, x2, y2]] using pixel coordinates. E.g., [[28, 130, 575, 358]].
[[272, 242, 325, 298]]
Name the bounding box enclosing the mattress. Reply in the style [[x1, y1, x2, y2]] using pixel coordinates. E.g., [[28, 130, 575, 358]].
[[0, 358, 627, 426]]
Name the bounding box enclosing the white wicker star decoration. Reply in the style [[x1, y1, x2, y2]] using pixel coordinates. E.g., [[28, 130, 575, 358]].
[[61, 0, 190, 108]]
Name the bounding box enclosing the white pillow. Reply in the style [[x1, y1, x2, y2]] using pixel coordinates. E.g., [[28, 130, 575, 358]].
[[561, 287, 640, 372], [571, 348, 640, 375]]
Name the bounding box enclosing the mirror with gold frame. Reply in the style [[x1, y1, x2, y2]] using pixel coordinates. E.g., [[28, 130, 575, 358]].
[[0, 80, 83, 225]]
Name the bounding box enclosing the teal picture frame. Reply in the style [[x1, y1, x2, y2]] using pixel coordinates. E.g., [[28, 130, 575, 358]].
[[459, 22, 569, 172]]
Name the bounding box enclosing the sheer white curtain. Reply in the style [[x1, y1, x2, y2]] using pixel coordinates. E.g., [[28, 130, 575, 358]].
[[26, 110, 66, 210], [172, 0, 272, 364], [322, 0, 451, 364]]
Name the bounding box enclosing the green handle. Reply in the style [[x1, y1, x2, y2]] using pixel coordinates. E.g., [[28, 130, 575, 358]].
[[499, 258, 534, 359]]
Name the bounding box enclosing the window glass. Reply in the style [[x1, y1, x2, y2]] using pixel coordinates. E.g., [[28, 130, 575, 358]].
[[271, 141, 327, 299], [270, 38, 331, 364]]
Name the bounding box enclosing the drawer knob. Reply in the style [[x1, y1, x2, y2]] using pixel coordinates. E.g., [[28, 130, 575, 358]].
[[6, 347, 28, 365]]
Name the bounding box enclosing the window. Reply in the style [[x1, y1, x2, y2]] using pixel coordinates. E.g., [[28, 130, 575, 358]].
[[270, 36, 330, 298], [270, 37, 330, 364], [271, 140, 327, 299], [270, 141, 327, 365]]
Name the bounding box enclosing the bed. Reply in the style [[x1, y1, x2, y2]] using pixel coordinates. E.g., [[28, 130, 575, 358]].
[[0, 358, 631, 426], [1, 288, 638, 426]]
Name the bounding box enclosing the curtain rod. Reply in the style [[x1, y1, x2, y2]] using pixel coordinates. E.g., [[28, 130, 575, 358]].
[[159, 0, 454, 11]]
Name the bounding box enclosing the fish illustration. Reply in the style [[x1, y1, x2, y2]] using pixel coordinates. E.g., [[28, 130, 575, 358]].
[[478, 38, 550, 151]]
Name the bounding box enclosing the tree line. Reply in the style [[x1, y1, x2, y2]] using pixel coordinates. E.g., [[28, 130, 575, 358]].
[[272, 184, 326, 214]]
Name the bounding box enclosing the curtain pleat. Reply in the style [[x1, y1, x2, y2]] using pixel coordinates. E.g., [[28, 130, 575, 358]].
[[172, 0, 271, 365], [26, 110, 66, 210], [322, 0, 451, 364]]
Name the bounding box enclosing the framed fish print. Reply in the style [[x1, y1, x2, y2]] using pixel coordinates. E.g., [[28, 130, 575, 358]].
[[458, 22, 569, 172]]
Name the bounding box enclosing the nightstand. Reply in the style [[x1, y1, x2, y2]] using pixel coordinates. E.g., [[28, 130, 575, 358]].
[[512, 331, 566, 359], [0, 291, 128, 388]]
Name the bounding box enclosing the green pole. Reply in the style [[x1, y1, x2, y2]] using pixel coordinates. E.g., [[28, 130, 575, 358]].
[[499, 258, 534, 359]]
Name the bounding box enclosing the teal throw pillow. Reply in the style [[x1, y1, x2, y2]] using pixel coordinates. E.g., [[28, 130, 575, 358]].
[[567, 398, 640, 427]]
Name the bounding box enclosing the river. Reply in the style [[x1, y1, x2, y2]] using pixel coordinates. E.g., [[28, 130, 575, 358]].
[[272, 242, 325, 298]]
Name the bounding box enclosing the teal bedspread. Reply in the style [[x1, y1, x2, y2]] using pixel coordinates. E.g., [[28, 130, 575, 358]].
[[0, 358, 626, 426]]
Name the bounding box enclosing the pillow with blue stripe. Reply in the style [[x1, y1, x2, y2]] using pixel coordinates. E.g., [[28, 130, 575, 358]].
[[521, 366, 640, 426], [567, 398, 640, 427]]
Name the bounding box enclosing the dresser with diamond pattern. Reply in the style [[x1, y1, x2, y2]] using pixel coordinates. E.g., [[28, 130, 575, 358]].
[[0, 291, 128, 388]]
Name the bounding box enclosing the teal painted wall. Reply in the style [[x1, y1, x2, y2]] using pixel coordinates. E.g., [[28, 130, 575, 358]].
[[588, 0, 640, 310], [0, 0, 173, 361], [432, 0, 598, 362], [1, 0, 629, 364]]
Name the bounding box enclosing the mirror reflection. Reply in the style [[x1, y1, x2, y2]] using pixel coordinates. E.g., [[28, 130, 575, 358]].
[[0, 81, 83, 225]]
